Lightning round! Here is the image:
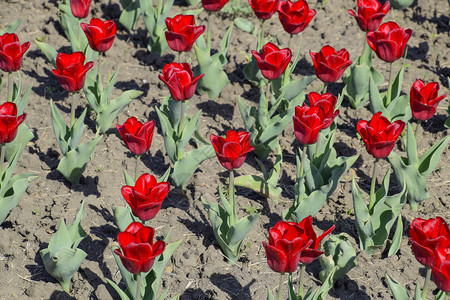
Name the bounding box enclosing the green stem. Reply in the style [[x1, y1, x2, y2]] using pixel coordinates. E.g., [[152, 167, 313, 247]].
[[135, 155, 141, 182], [7, 72, 12, 102], [299, 145, 307, 178], [177, 51, 181, 62], [229, 169, 236, 225], [258, 20, 265, 51], [415, 120, 422, 139], [299, 264, 306, 299], [97, 53, 102, 86], [265, 79, 271, 105], [277, 273, 284, 300], [314, 133, 321, 160], [385, 62, 393, 107], [421, 267, 431, 300], [70, 92, 76, 128], [78, 19, 81, 43], [136, 273, 142, 300], [322, 82, 328, 94], [288, 34, 292, 50], [0, 144, 5, 174], [368, 158, 379, 212], [179, 100, 186, 135], [207, 12, 212, 52], [360, 34, 370, 65]]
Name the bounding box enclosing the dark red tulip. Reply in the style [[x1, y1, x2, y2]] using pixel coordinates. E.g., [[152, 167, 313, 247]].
[[410, 79, 446, 121], [201, 0, 230, 11], [81, 18, 117, 53], [165, 14, 206, 53], [409, 217, 450, 268], [70, 0, 92, 19], [249, 0, 280, 20], [121, 174, 170, 222], [298, 216, 335, 264], [277, 0, 316, 35], [210, 130, 254, 170], [308, 92, 339, 129], [431, 259, 450, 293], [366, 21, 412, 63], [0, 33, 30, 73], [116, 117, 156, 156], [309, 45, 352, 83], [114, 222, 166, 274], [0, 102, 26, 144], [52, 52, 94, 93], [348, 0, 390, 32], [158, 63, 204, 102], [251, 42, 292, 80], [263, 221, 312, 273], [357, 112, 405, 159], [293, 104, 337, 145]]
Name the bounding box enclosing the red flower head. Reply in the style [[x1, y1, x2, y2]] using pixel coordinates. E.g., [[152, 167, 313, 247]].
[[251, 42, 292, 80], [348, 0, 390, 32], [249, 0, 280, 20], [308, 92, 339, 129], [202, 0, 230, 11], [114, 222, 166, 274], [410, 79, 446, 121], [116, 117, 156, 156], [309, 45, 352, 83], [70, 0, 92, 19], [158, 62, 204, 102], [52, 52, 94, 93], [366, 21, 412, 63], [165, 15, 206, 53], [263, 221, 312, 273], [298, 216, 335, 264], [0, 102, 26, 144], [277, 0, 316, 35], [357, 112, 405, 159], [210, 130, 254, 170], [0, 33, 30, 73], [122, 174, 170, 222], [81, 18, 117, 53], [293, 104, 338, 145], [409, 217, 450, 268], [431, 257, 450, 293]]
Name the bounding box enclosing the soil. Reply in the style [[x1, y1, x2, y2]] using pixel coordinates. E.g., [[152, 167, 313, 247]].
[[0, 0, 449, 299]]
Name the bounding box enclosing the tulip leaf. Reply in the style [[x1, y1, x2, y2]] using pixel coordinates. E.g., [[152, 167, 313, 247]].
[[50, 100, 70, 155], [386, 274, 409, 300], [226, 212, 259, 246], [112, 206, 139, 236], [69, 108, 88, 151], [418, 135, 450, 177], [119, 0, 141, 31], [106, 278, 131, 300], [177, 110, 201, 154], [67, 200, 87, 249], [343, 63, 372, 109], [5, 122, 34, 163], [369, 76, 389, 117], [0, 18, 22, 35], [388, 214, 403, 257], [267, 288, 275, 300], [218, 184, 233, 217], [387, 95, 411, 122], [101, 68, 121, 107], [280, 75, 314, 104], [141, 0, 173, 55], [48, 220, 71, 256], [243, 56, 263, 87], [34, 39, 58, 68], [237, 97, 256, 134], [234, 17, 255, 34], [155, 105, 177, 163], [389, 66, 404, 103]]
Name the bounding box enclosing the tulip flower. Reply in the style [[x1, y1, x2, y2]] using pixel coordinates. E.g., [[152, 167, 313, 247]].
[[70, 0, 92, 19], [0, 33, 30, 73], [356, 112, 405, 159], [0, 102, 26, 144], [348, 0, 390, 32], [81, 18, 117, 53], [249, 0, 280, 20], [293, 105, 337, 145], [114, 222, 166, 274], [210, 130, 254, 171], [308, 92, 339, 129], [410, 79, 446, 121], [251, 42, 292, 81], [366, 21, 412, 63], [310, 45, 352, 84], [431, 259, 450, 293], [121, 174, 170, 222], [277, 0, 316, 35], [52, 52, 94, 93], [117, 117, 155, 157], [298, 216, 335, 264], [201, 0, 230, 11], [165, 14, 206, 53], [158, 63, 204, 102]]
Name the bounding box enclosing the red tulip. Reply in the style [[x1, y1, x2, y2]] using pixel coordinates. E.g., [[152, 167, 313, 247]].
[[309, 45, 352, 83], [263, 221, 312, 273], [293, 104, 337, 145], [357, 112, 405, 159], [165, 15, 206, 53], [0, 33, 30, 73], [158, 63, 204, 102], [114, 222, 166, 274], [116, 117, 156, 156], [52, 52, 94, 93], [308, 92, 339, 129], [409, 217, 450, 268], [277, 0, 316, 35], [249, 0, 280, 20], [201, 0, 230, 11], [0, 102, 26, 144], [70, 0, 92, 19], [410, 79, 446, 121], [366, 21, 412, 63], [251, 42, 292, 80], [210, 130, 254, 170], [348, 0, 390, 32], [431, 259, 450, 293], [298, 216, 335, 264], [81, 18, 117, 53], [121, 174, 170, 221]]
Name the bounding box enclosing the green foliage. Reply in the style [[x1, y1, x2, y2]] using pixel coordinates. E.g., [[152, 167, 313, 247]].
[[0, 18, 22, 35], [287, 268, 337, 300], [40, 200, 87, 293], [386, 273, 446, 300], [390, 0, 414, 9]]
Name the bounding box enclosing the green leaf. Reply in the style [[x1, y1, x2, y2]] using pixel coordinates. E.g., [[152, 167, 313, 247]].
[[119, 0, 141, 31], [369, 76, 388, 117], [34, 39, 58, 67], [0, 18, 22, 35], [155, 106, 177, 162], [69, 108, 88, 151], [389, 66, 404, 102], [342, 63, 372, 109], [234, 17, 254, 34], [243, 56, 263, 87], [267, 288, 275, 300], [405, 123, 418, 165], [106, 278, 131, 300], [386, 273, 409, 300], [388, 214, 403, 257], [112, 206, 138, 233], [418, 135, 450, 177], [67, 200, 87, 249], [50, 100, 70, 155], [177, 110, 201, 153], [351, 175, 374, 251], [226, 213, 259, 246], [280, 75, 315, 103], [48, 219, 72, 256]]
